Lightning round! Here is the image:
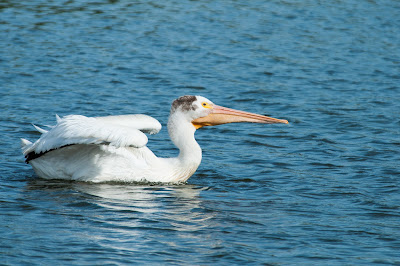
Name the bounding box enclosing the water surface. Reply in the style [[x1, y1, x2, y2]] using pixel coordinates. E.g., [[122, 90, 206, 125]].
[[1, 0, 400, 264]]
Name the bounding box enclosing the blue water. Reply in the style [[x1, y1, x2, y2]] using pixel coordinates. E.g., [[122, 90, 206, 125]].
[[1, 0, 400, 264]]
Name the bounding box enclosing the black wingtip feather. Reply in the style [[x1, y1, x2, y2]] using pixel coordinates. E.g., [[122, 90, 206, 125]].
[[25, 144, 75, 163]]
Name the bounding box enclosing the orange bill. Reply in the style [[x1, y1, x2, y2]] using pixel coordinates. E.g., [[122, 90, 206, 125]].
[[192, 105, 288, 129]]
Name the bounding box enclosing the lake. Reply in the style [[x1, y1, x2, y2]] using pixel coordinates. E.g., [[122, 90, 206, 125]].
[[1, 0, 400, 264]]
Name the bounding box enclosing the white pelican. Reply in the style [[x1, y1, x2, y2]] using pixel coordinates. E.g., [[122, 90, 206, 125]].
[[21, 95, 288, 183]]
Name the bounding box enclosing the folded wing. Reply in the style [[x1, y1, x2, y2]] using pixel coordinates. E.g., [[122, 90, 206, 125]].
[[22, 114, 162, 156]]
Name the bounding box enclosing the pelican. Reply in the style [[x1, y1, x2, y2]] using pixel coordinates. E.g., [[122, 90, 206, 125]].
[[21, 95, 288, 183]]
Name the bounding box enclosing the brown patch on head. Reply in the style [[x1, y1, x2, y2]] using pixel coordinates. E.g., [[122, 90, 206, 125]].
[[171, 95, 198, 113]]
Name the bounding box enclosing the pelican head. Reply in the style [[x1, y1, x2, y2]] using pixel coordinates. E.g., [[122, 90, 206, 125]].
[[170, 95, 288, 130]]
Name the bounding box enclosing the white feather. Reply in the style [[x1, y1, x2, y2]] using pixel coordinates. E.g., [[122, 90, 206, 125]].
[[95, 114, 161, 135], [32, 124, 48, 134], [20, 138, 32, 148], [23, 114, 162, 155]]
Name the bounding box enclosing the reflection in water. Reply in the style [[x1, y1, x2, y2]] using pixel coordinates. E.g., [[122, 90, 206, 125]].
[[24, 179, 218, 257]]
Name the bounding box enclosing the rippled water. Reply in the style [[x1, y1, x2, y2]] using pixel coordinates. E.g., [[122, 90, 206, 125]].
[[1, 0, 400, 264]]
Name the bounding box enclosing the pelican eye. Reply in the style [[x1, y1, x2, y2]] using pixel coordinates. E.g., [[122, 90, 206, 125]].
[[201, 102, 212, 109]]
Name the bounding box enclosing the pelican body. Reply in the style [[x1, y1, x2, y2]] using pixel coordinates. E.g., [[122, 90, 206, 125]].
[[21, 96, 288, 183]]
